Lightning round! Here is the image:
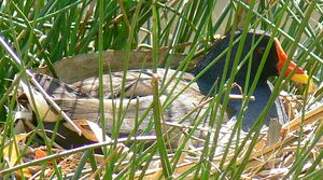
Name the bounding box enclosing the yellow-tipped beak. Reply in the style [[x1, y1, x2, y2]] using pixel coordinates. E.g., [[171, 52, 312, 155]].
[[291, 73, 317, 93], [290, 73, 309, 84]]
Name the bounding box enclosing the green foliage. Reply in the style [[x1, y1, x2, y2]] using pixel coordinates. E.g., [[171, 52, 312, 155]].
[[0, 0, 322, 178]]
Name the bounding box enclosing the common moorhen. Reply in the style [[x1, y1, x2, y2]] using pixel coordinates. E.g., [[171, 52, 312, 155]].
[[26, 30, 312, 149]]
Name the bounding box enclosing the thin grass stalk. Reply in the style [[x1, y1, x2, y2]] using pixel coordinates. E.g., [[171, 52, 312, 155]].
[[1, 14, 65, 177], [231, 3, 312, 178], [285, 123, 323, 179], [68, 1, 85, 56], [118, 77, 152, 177], [168, 2, 188, 54], [304, 147, 323, 177], [5, 2, 81, 133], [88, 150, 99, 180], [230, 27, 282, 180], [227, 4, 322, 179], [97, 0, 106, 153], [144, 7, 220, 176], [284, 1, 316, 38], [10, 1, 58, 77], [157, 2, 197, 46], [0, 136, 156, 176], [152, 1, 159, 73], [112, 0, 142, 140], [169, 98, 213, 170], [31, 0, 83, 25], [137, 145, 158, 179], [293, 123, 321, 178], [212, 2, 231, 33], [176, 163, 200, 179], [221, 2, 287, 177], [151, 72, 172, 177], [127, 100, 139, 179], [72, 151, 90, 180], [281, 3, 317, 175], [171, 1, 193, 50], [218, 34, 265, 169], [236, 0, 322, 64], [207, 0, 258, 171], [160, 2, 217, 109], [77, 1, 117, 52], [0, 80, 17, 171], [196, 12, 241, 179], [303, 169, 323, 180]]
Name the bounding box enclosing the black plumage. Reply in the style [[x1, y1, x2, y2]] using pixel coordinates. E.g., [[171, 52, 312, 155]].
[[193, 30, 289, 130]]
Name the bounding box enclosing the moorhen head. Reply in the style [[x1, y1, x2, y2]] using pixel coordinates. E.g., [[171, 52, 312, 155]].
[[193, 30, 312, 130]]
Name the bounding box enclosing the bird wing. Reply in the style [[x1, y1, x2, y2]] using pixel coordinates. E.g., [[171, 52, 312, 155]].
[[71, 68, 201, 99], [228, 81, 288, 131]]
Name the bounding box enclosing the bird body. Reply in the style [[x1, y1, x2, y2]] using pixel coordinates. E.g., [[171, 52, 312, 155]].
[[28, 30, 312, 148], [34, 69, 224, 148], [227, 82, 288, 130]]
